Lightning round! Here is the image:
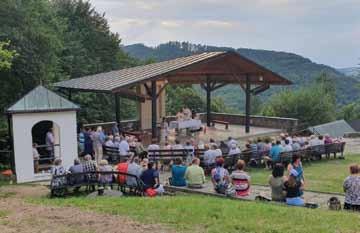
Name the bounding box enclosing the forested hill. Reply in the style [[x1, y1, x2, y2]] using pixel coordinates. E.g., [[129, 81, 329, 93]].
[[123, 42, 359, 109]]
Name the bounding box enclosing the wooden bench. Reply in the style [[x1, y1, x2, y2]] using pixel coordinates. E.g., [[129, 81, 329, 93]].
[[223, 154, 241, 172], [50, 171, 145, 197], [103, 146, 131, 164], [211, 120, 229, 129], [147, 149, 206, 160], [279, 142, 346, 164]]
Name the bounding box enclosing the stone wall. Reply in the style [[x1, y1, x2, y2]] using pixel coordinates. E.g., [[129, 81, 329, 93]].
[[200, 113, 298, 131], [87, 113, 298, 133], [164, 113, 297, 132]]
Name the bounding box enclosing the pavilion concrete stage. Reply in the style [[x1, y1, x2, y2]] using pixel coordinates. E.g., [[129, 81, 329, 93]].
[[168, 123, 282, 146]]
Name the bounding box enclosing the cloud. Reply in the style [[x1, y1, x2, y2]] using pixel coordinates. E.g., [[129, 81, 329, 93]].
[[194, 20, 234, 29], [160, 20, 184, 28], [89, 0, 360, 67]]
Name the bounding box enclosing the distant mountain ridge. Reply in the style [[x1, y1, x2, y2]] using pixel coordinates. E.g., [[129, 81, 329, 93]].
[[338, 67, 360, 80], [123, 42, 359, 111]]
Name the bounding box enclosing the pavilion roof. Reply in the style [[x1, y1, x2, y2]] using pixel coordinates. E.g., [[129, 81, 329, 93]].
[[53, 51, 291, 93], [7, 86, 80, 114]]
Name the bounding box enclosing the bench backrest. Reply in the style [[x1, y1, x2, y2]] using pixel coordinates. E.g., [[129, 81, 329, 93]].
[[51, 171, 145, 193], [279, 142, 346, 162]]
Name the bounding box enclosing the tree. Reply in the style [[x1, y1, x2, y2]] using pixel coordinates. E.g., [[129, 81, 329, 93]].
[[53, 0, 139, 123], [315, 71, 336, 105], [0, 0, 138, 126], [166, 85, 230, 115], [261, 84, 336, 127], [338, 102, 360, 121], [0, 41, 16, 70]]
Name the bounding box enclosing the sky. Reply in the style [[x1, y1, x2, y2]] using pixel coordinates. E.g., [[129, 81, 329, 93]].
[[89, 0, 360, 68]]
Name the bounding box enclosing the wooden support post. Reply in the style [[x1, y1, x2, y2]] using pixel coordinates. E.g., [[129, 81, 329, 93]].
[[68, 89, 72, 101], [115, 94, 121, 128], [206, 77, 211, 127], [151, 80, 157, 139], [245, 74, 251, 133], [7, 114, 15, 173]]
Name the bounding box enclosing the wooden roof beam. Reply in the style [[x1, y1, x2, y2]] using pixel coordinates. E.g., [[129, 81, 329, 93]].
[[111, 88, 146, 102]]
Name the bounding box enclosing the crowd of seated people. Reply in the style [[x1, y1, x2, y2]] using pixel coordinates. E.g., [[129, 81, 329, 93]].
[[69, 129, 355, 209], [53, 127, 359, 211], [50, 152, 165, 196]]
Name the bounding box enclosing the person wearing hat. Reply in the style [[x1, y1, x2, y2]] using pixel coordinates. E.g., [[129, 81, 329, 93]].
[[283, 168, 304, 206], [211, 157, 230, 194]]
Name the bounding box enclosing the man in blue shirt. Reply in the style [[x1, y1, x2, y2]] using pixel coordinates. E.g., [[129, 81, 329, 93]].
[[270, 141, 283, 163], [170, 158, 187, 186], [264, 140, 283, 169]]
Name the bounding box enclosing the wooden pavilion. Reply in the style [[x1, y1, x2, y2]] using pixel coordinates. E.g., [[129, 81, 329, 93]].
[[54, 51, 291, 138]]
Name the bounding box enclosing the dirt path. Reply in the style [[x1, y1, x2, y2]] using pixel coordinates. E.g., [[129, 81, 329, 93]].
[[0, 185, 172, 233]]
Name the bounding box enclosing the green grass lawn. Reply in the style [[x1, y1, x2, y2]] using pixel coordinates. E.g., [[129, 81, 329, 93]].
[[32, 195, 360, 233], [250, 153, 360, 193]]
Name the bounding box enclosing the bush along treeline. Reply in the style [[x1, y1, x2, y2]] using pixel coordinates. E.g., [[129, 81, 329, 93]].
[[260, 73, 337, 127]]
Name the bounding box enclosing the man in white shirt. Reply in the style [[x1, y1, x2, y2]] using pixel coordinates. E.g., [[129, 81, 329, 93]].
[[226, 137, 238, 149], [309, 135, 324, 147], [285, 133, 293, 145], [228, 143, 241, 156], [105, 135, 115, 147], [118, 136, 130, 156], [204, 144, 221, 166], [147, 139, 160, 156], [172, 139, 184, 156], [172, 139, 184, 150], [283, 139, 293, 152], [184, 140, 194, 152]]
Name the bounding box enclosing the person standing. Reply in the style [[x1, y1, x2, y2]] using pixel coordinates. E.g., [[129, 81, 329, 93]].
[[118, 136, 130, 157], [78, 128, 85, 155], [160, 117, 169, 143], [83, 127, 94, 156], [32, 143, 40, 173], [92, 126, 104, 164], [111, 123, 120, 137], [46, 128, 55, 157]]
